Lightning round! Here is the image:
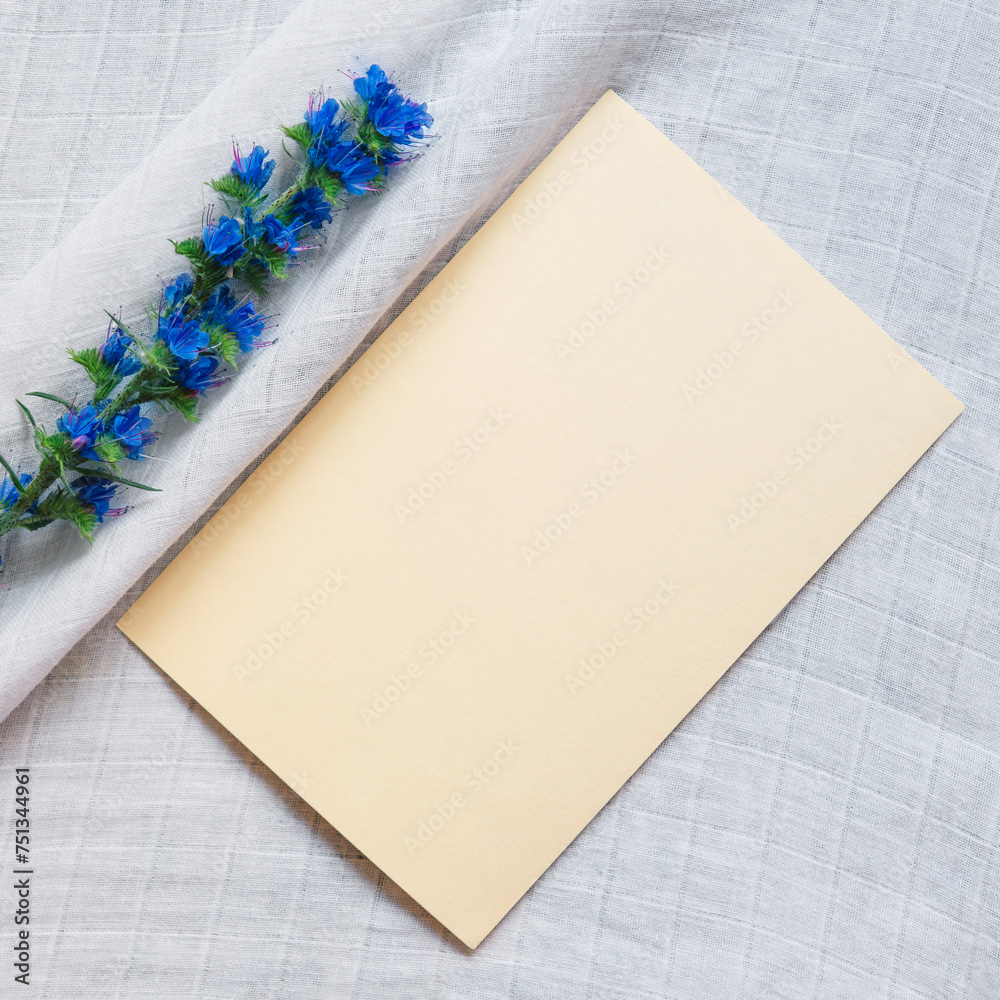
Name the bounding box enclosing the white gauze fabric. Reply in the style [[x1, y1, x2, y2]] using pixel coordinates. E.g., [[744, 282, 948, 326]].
[[0, 1, 998, 997]]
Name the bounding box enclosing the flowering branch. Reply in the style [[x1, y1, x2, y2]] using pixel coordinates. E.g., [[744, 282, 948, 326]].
[[0, 66, 432, 565]]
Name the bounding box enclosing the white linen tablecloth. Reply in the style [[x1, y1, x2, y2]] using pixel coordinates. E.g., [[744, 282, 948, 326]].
[[0, 0, 998, 996]]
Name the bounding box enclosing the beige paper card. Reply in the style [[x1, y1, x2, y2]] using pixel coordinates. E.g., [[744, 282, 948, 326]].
[[119, 91, 962, 948]]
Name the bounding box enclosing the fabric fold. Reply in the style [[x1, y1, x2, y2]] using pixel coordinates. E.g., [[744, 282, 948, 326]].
[[0, 0, 660, 720]]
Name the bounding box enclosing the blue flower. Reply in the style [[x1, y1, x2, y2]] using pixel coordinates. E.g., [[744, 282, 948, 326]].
[[57, 405, 102, 457], [231, 143, 275, 191], [174, 356, 222, 395], [157, 311, 209, 361], [355, 65, 432, 145], [71, 477, 125, 522], [98, 324, 142, 377], [228, 301, 266, 352], [262, 214, 304, 255], [352, 65, 389, 102], [311, 141, 380, 195], [242, 205, 264, 242], [288, 187, 332, 229], [1, 473, 31, 510], [201, 284, 239, 327], [368, 85, 433, 145], [198, 285, 266, 352], [163, 273, 193, 311], [203, 214, 245, 265], [109, 405, 155, 461], [305, 95, 345, 142]]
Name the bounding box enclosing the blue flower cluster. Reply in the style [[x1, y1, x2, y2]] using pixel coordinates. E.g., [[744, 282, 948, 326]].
[[0, 69, 431, 562], [56, 402, 154, 462], [157, 310, 208, 361], [203, 214, 245, 266], [239, 206, 308, 264], [354, 64, 433, 156], [303, 98, 381, 196], [296, 96, 359, 210], [98, 324, 142, 377], [308, 136, 381, 195], [193, 68, 434, 275], [71, 477, 125, 522], [288, 187, 332, 230], [231, 143, 275, 191], [160, 276, 266, 356], [305, 95, 346, 143]]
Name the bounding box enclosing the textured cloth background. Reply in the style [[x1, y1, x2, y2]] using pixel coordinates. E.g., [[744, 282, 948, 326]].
[[1, 0, 998, 996]]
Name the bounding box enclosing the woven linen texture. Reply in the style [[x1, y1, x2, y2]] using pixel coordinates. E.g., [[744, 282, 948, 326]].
[[0, 0, 998, 996]]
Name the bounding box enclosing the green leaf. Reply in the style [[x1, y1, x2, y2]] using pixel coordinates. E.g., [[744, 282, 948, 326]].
[[18, 515, 55, 532], [163, 391, 200, 422], [0, 453, 24, 491], [193, 261, 229, 299], [231, 258, 271, 297], [35, 487, 98, 543], [67, 345, 101, 373], [26, 391, 73, 409], [144, 339, 177, 374], [35, 433, 80, 495], [171, 236, 205, 261], [92, 438, 126, 464], [172, 238, 228, 294], [208, 174, 266, 208], [313, 168, 344, 207], [35, 433, 79, 495], [67, 346, 122, 401], [341, 97, 367, 125], [38, 432, 77, 466], [97, 472, 160, 492], [250, 243, 289, 279], [95, 377, 118, 402], [15, 399, 37, 429], [208, 327, 240, 365], [67, 464, 162, 492], [279, 122, 313, 150]]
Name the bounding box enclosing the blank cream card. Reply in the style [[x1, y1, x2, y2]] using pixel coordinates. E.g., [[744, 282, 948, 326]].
[[119, 91, 962, 948]]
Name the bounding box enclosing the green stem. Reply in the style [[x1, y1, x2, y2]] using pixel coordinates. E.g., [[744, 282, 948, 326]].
[[268, 177, 304, 218], [0, 463, 58, 536], [99, 367, 159, 422]]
